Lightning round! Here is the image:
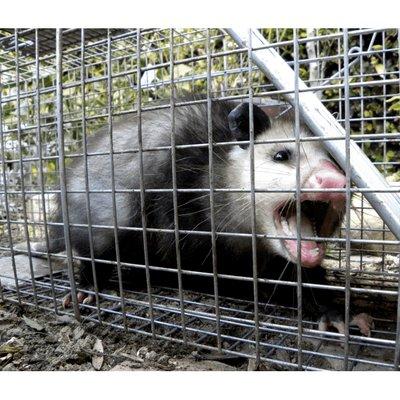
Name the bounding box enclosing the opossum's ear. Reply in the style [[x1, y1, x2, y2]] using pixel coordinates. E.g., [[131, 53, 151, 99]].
[[228, 103, 271, 149]]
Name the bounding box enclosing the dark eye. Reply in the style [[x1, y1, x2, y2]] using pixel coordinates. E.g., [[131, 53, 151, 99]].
[[273, 149, 291, 162]]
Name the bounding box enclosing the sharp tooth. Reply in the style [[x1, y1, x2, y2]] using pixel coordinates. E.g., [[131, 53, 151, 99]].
[[281, 219, 291, 236]]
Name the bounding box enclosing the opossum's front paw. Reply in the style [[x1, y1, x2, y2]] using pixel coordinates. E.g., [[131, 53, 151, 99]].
[[62, 291, 95, 309], [318, 310, 374, 337]]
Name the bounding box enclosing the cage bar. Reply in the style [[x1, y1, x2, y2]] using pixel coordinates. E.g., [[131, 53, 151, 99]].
[[226, 28, 400, 241], [0, 28, 399, 371]]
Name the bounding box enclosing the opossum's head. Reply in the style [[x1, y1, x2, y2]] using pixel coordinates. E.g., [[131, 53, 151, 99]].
[[227, 103, 346, 268]]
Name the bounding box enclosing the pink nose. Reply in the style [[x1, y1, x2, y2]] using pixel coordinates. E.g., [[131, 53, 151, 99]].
[[304, 160, 346, 201]]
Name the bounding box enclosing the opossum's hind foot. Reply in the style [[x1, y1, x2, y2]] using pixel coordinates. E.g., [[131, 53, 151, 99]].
[[318, 310, 345, 334], [62, 291, 96, 309], [350, 313, 375, 337], [318, 311, 374, 337]]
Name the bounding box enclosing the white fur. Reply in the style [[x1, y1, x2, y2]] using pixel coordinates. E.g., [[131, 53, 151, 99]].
[[225, 118, 331, 259]]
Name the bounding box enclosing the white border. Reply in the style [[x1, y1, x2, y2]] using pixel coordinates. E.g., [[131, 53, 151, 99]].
[[1, 0, 400, 27]]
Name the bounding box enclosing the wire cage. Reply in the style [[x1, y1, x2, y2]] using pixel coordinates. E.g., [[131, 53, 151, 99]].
[[0, 28, 399, 371]]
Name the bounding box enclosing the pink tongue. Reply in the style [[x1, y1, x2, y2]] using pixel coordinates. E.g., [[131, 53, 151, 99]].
[[284, 214, 324, 267]]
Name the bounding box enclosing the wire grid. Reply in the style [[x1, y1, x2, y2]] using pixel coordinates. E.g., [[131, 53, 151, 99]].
[[0, 28, 399, 370]]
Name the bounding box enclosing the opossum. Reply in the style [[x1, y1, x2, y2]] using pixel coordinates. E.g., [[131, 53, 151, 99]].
[[40, 99, 373, 335]]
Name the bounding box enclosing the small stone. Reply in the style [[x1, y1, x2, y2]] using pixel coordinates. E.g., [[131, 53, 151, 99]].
[[86, 322, 98, 330], [6, 328, 24, 337], [73, 326, 86, 340], [54, 315, 76, 325], [46, 335, 58, 344], [22, 315, 45, 332], [275, 349, 291, 364], [172, 358, 236, 371], [59, 326, 72, 343], [0, 337, 24, 355], [110, 361, 146, 371], [145, 351, 157, 361], [247, 358, 258, 371], [158, 355, 170, 364], [0, 324, 14, 333], [136, 346, 148, 358], [2, 363, 18, 371], [352, 362, 388, 371]]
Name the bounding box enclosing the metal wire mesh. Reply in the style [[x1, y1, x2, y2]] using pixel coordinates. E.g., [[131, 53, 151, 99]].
[[0, 28, 399, 370]]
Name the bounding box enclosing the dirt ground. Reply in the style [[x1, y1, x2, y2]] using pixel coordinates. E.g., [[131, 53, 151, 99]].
[[0, 300, 254, 371], [1, 291, 398, 371], [0, 237, 399, 371]]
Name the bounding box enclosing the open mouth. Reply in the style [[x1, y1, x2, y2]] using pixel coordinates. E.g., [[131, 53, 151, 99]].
[[274, 198, 344, 268]]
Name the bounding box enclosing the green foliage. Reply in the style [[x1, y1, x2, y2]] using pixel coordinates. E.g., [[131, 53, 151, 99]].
[[0, 28, 399, 192]]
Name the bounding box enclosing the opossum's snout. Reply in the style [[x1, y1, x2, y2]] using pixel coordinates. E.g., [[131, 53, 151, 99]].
[[273, 160, 346, 268], [303, 160, 346, 205]]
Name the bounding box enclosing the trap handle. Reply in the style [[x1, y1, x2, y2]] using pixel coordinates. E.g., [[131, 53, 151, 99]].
[[226, 28, 400, 241]]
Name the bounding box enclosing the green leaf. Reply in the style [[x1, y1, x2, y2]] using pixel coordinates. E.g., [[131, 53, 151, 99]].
[[374, 63, 384, 75], [386, 95, 400, 103], [388, 102, 400, 112]]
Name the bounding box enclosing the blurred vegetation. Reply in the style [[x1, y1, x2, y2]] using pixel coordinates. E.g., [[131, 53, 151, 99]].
[[0, 28, 399, 194]]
